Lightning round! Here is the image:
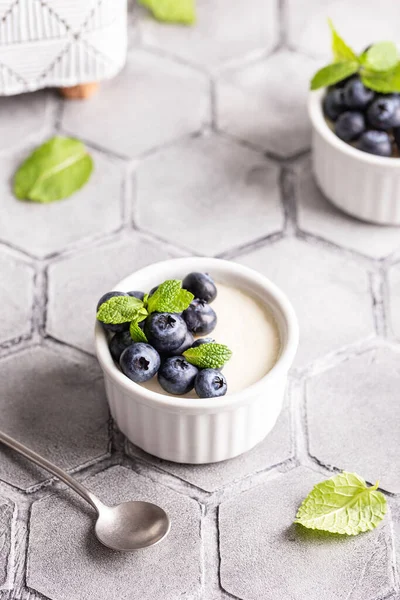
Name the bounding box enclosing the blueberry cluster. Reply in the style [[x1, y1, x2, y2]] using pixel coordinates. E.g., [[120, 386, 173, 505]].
[[323, 75, 400, 157], [98, 273, 229, 399]]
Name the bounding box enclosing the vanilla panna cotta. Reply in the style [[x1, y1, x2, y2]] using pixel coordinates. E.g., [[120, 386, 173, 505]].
[[96, 271, 281, 400], [94, 257, 299, 464], [141, 282, 280, 397]]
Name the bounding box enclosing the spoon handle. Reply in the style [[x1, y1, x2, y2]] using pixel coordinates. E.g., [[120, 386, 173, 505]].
[[0, 430, 104, 513]]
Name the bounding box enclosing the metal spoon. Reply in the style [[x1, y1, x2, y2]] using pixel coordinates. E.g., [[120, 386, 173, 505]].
[[0, 430, 170, 551]]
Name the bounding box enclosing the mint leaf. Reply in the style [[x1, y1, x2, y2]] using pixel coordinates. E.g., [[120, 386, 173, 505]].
[[328, 19, 358, 62], [147, 280, 194, 314], [14, 136, 93, 203], [365, 41, 398, 72], [139, 0, 195, 24], [97, 296, 145, 324], [183, 343, 232, 370], [295, 472, 387, 535], [130, 320, 148, 343], [310, 61, 359, 90], [361, 63, 400, 92]]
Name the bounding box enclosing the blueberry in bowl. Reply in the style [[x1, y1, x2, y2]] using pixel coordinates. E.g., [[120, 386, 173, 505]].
[[309, 21, 400, 224], [144, 312, 188, 354], [182, 299, 217, 335], [119, 343, 161, 383], [158, 357, 198, 395]]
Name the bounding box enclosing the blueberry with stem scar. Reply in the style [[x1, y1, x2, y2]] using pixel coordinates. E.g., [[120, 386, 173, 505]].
[[119, 343, 160, 383], [144, 312, 187, 353]]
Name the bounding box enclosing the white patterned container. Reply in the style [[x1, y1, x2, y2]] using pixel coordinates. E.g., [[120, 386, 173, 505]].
[[0, 0, 127, 95], [95, 257, 299, 464], [309, 90, 400, 225]]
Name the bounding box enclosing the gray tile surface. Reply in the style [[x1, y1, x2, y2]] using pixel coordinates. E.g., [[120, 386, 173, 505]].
[[0, 500, 13, 588], [27, 466, 201, 600], [136, 0, 278, 70], [135, 133, 283, 255], [219, 467, 394, 600], [61, 48, 209, 158], [295, 159, 400, 259], [0, 346, 109, 489], [307, 347, 400, 493], [0, 1, 399, 598], [285, 0, 400, 59], [388, 264, 400, 341], [237, 238, 374, 368], [0, 249, 34, 346], [0, 91, 55, 152], [217, 51, 320, 157]]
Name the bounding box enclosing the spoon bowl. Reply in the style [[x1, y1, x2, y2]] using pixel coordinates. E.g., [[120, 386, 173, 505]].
[[0, 430, 171, 551], [94, 501, 171, 551]]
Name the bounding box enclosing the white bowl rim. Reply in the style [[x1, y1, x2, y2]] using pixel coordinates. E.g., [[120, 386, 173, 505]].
[[308, 89, 400, 167], [95, 257, 299, 411]]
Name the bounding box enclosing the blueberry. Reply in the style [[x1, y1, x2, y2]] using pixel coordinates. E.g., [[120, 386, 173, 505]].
[[195, 369, 227, 398], [97, 291, 130, 333], [167, 331, 194, 357], [357, 130, 392, 157], [127, 291, 145, 301], [182, 299, 217, 335], [182, 272, 217, 303], [191, 337, 215, 348], [119, 343, 160, 383], [367, 96, 400, 130], [343, 78, 374, 109], [158, 356, 198, 395], [109, 330, 133, 362], [144, 312, 187, 353], [323, 88, 346, 121], [334, 111, 365, 142]]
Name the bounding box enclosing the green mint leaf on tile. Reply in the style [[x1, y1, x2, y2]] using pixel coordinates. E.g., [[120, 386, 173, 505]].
[[147, 280, 194, 314], [130, 320, 148, 343], [14, 136, 93, 203], [361, 63, 400, 92], [138, 0, 196, 24], [97, 296, 145, 325], [328, 19, 358, 62], [183, 343, 232, 370], [295, 471, 387, 535], [310, 61, 359, 90], [364, 41, 398, 72]]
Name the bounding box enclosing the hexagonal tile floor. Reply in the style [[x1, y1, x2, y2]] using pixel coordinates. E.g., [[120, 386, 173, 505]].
[[1, 1, 400, 599]]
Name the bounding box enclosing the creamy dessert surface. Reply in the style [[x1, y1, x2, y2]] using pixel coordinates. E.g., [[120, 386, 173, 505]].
[[140, 282, 281, 397]]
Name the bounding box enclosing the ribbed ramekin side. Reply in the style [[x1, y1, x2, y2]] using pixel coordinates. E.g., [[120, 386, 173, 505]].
[[313, 127, 400, 225], [104, 375, 286, 464]]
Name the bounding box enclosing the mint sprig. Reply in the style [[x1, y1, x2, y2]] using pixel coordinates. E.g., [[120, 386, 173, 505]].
[[183, 343, 232, 370], [311, 21, 400, 93], [139, 0, 196, 24], [328, 18, 357, 62], [311, 61, 358, 90], [295, 471, 387, 535], [14, 136, 93, 203], [147, 280, 194, 314], [97, 296, 147, 324]]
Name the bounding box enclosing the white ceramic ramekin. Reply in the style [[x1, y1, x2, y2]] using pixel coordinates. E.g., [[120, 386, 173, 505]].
[[309, 90, 400, 225], [95, 257, 298, 464]]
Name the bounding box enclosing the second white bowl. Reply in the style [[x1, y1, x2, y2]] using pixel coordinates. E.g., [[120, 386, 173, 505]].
[[95, 257, 298, 464], [309, 90, 400, 225]]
